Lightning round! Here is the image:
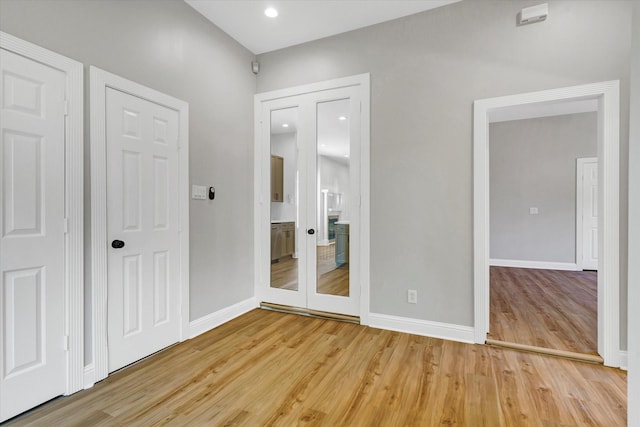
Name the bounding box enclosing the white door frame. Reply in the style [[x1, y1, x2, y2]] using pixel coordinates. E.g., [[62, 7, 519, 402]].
[[576, 157, 598, 271], [0, 31, 84, 394], [473, 80, 620, 366], [90, 67, 189, 383], [253, 74, 371, 323]]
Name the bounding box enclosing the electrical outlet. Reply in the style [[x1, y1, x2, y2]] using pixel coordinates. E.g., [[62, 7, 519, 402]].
[[407, 289, 417, 304]]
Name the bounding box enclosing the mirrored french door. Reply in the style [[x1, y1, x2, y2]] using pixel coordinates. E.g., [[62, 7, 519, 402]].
[[257, 85, 362, 316]]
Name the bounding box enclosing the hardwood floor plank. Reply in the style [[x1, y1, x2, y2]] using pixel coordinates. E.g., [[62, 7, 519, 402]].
[[489, 266, 598, 356], [270, 244, 349, 296], [6, 309, 626, 426]]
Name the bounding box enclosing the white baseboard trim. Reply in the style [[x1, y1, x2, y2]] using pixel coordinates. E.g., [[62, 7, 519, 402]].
[[619, 350, 628, 370], [490, 259, 580, 271], [189, 297, 258, 339], [83, 364, 95, 390], [368, 313, 474, 344]]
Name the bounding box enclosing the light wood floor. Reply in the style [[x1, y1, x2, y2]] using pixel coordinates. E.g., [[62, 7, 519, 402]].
[[271, 244, 349, 296], [489, 266, 598, 356], [8, 309, 626, 426]]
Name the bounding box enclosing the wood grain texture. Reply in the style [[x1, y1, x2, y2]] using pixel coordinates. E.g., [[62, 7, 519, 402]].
[[271, 244, 349, 296], [7, 309, 625, 426], [489, 266, 598, 356]]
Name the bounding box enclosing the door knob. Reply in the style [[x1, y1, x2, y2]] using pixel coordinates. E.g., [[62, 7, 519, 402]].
[[307, 229, 315, 235], [111, 240, 125, 249]]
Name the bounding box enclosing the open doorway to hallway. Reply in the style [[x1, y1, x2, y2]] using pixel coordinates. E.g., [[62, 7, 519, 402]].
[[487, 112, 600, 361]]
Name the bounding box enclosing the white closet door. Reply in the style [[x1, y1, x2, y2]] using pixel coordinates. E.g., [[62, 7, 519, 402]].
[[106, 88, 181, 372], [581, 160, 598, 270], [0, 48, 66, 421]]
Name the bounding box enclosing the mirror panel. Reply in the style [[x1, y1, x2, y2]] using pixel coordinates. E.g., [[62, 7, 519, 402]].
[[316, 99, 350, 296], [270, 107, 300, 291]]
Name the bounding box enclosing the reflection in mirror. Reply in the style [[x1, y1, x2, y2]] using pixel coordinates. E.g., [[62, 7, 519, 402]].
[[316, 99, 350, 296], [270, 107, 299, 291]]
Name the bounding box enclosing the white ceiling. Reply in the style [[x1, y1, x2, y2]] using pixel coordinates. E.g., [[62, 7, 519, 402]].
[[185, 0, 461, 55]]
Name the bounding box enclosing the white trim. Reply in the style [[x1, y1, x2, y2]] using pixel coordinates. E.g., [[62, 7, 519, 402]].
[[576, 157, 598, 271], [474, 80, 620, 367], [255, 74, 371, 104], [0, 31, 84, 396], [628, 3, 640, 424], [489, 98, 598, 123], [620, 351, 628, 371], [254, 74, 370, 321], [359, 76, 371, 326], [90, 67, 190, 382], [189, 298, 259, 339], [83, 365, 95, 390], [489, 259, 579, 271], [368, 313, 474, 344]]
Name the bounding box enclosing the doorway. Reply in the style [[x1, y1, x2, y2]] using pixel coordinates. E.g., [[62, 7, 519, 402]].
[[90, 67, 190, 383], [255, 75, 370, 319], [487, 114, 599, 358], [473, 81, 621, 367]]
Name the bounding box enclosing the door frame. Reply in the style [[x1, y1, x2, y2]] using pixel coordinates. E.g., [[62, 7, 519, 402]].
[[576, 157, 598, 271], [0, 31, 84, 395], [90, 67, 189, 383], [473, 80, 620, 366], [253, 74, 371, 323]]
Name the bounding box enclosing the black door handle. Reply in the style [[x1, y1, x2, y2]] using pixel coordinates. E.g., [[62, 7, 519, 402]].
[[111, 240, 125, 249], [307, 229, 315, 235]]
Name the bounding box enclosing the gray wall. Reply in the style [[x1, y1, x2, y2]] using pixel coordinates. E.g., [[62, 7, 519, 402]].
[[627, 1, 639, 423], [0, 0, 256, 362], [256, 0, 632, 335], [489, 113, 597, 263]]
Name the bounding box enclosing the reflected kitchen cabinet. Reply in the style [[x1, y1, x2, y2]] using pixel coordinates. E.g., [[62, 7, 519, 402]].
[[271, 155, 284, 202], [335, 222, 349, 266], [271, 221, 295, 261]]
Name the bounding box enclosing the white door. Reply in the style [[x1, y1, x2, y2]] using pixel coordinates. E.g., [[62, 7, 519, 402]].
[[259, 86, 362, 316], [0, 49, 66, 421], [579, 158, 598, 270], [106, 88, 181, 372]]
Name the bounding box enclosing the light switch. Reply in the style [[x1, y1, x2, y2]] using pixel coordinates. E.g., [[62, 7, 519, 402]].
[[192, 185, 207, 200], [529, 207, 539, 215]]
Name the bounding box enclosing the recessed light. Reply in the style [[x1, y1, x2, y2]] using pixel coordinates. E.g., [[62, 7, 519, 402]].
[[265, 7, 278, 18], [338, 116, 347, 121], [343, 154, 349, 158], [282, 123, 289, 128]]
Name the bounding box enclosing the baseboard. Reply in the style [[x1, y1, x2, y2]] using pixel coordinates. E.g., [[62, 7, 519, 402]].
[[83, 364, 95, 390], [619, 350, 628, 370], [368, 313, 474, 344], [189, 297, 258, 339], [490, 259, 580, 271]]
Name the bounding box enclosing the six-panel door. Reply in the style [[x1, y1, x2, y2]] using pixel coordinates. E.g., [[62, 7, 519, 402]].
[[0, 48, 67, 421], [106, 88, 181, 372]]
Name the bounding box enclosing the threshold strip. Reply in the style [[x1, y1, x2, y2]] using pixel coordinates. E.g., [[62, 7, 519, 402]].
[[260, 302, 360, 325], [486, 339, 604, 364]]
